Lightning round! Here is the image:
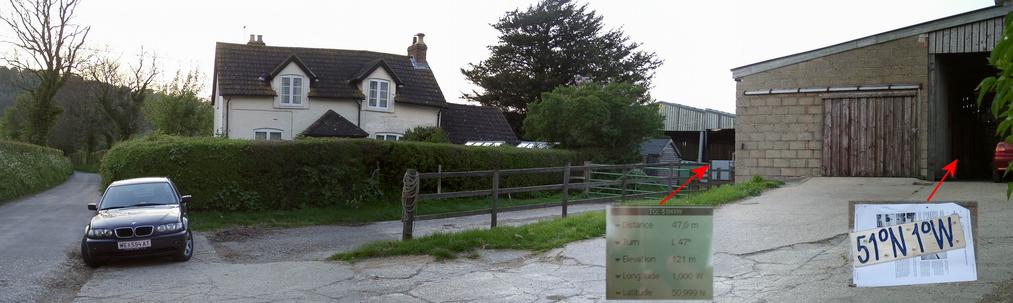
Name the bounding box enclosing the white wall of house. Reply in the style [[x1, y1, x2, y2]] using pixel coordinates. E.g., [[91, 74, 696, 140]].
[[213, 62, 440, 140]]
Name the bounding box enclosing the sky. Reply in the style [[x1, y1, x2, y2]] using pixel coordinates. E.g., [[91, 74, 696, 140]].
[[0, 0, 997, 113]]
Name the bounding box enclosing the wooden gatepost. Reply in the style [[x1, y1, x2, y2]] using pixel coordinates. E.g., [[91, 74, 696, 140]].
[[401, 169, 420, 240]]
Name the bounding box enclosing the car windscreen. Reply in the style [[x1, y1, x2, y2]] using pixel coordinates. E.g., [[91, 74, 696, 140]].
[[100, 182, 177, 210]]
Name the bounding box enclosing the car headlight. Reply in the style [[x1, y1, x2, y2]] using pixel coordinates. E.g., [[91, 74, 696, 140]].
[[156, 222, 184, 233], [87, 228, 113, 238]]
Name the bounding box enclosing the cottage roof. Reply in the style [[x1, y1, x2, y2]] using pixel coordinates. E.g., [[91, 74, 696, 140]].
[[440, 103, 518, 145], [302, 110, 369, 138], [213, 42, 446, 107]]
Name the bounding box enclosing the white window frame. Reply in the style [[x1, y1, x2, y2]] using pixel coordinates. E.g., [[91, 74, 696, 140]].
[[254, 128, 284, 141], [277, 75, 305, 107], [374, 133, 402, 141], [366, 79, 391, 110]]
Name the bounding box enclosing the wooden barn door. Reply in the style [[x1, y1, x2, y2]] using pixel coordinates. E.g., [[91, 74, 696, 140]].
[[821, 95, 917, 177]]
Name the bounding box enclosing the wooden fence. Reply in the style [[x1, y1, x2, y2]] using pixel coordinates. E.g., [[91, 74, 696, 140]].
[[399, 161, 733, 240]]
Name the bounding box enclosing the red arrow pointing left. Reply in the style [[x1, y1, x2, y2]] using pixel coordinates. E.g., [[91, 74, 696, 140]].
[[659, 164, 709, 206]]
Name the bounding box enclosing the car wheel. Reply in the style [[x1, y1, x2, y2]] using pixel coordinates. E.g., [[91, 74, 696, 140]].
[[173, 231, 193, 262], [80, 240, 102, 268]]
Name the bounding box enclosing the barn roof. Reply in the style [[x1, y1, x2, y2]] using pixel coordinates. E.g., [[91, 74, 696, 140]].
[[731, 5, 1013, 79], [658, 101, 735, 132]]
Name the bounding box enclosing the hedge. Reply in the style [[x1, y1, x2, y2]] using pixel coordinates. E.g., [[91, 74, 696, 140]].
[[100, 136, 590, 211], [0, 140, 73, 203]]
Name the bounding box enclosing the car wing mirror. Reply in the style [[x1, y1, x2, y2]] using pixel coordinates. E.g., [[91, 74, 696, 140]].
[[87, 203, 97, 211], [180, 195, 192, 204]]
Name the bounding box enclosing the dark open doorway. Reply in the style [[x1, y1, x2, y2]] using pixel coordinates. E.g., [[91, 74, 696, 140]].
[[937, 53, 998, 180]]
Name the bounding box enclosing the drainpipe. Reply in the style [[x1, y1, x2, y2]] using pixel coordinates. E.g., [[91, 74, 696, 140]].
[[697, 130, 706, 162], [224, 97, 232, 138]]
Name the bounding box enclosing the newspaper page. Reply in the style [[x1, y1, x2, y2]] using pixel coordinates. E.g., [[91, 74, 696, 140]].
[[852, 203, 976, 287]]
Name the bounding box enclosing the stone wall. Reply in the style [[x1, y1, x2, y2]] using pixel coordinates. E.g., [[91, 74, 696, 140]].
[[734, 36, 929, 181]]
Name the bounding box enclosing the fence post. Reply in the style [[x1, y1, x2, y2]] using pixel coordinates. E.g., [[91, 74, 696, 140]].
[[620, 165, 628, 202], [491, 169, 500, 228], [562, 162, 571, 217], [583, 161, 592, 196], [667, 161, 674, 190], [437, 165, 442, 194], [401, 169, 420, 240]]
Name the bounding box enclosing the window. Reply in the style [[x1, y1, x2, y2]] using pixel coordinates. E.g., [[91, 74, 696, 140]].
[[279, 75, 304, 106], [254, 129, 283, 141], [367, 79, 391, 109], [374, 133, 401, 141]]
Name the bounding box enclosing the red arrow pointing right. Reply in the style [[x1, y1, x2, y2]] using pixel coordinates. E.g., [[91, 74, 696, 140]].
[[659, 165, 709, 206]]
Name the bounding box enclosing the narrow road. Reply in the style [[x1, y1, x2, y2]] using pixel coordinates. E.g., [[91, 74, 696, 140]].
[[0, 173, 100, 303]]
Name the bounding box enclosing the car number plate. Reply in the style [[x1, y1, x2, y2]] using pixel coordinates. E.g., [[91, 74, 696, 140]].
[[117, 239, 152, 250]]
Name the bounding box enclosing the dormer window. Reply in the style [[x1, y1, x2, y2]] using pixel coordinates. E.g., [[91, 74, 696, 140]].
[[367, 79, 390, 109], [279, 75, 304, 106]]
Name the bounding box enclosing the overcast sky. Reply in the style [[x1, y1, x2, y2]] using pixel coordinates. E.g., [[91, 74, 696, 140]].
[[0, 0, 996, 113]]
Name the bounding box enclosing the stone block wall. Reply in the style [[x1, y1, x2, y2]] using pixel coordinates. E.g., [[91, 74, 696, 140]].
[[734, 36, 930, 181]]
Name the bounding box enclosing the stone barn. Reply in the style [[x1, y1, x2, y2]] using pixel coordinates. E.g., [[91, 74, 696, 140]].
[[731, 3, 1013, 182]]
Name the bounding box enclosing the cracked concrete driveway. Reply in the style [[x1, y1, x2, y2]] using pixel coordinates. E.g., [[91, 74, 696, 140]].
[[69, 177, 1013, 302]]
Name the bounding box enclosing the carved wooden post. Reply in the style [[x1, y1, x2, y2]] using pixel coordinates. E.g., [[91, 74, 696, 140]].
[[436, 165, 442, 194], [583, 161, 592, 196], [562, 162, 571, 217], [491, 169, 500, 228], [401, 169, 420, 240]]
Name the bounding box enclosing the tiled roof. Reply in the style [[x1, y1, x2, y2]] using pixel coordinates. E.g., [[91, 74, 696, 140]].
[[301, 110, 369, 138], [640, 138, 674, 156], [440, 103, 519, 145], [213, 42, 446, 107]]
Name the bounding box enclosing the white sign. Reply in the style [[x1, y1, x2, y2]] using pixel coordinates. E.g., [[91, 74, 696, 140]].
[[851, 214, 966, 266], [852, 203, 976, 287]]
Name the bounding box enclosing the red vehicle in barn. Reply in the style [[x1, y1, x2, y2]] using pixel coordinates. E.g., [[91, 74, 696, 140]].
[[994, 141, 1013, 182]]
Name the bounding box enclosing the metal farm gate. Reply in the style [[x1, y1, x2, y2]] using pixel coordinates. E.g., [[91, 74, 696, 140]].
[[821, 95, 917, 177]]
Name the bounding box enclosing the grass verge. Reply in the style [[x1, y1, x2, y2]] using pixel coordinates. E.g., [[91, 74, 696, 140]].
[[0, 140, 73, 203], [330, 176, 784, 262], [330, 211, 605, 262]]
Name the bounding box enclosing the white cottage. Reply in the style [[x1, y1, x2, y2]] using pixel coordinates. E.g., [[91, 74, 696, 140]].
[[211, 33, 446, 140]]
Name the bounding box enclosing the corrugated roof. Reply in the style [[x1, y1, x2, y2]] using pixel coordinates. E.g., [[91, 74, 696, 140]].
[[658, 102, 735, 132]]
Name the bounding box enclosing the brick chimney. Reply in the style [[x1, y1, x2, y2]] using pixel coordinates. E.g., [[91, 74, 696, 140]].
[[247, 34, 265, 46], [407, 33, 428, 68]]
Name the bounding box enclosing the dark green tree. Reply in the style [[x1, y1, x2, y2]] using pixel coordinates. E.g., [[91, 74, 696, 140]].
[[0, 0, 90, 145], [462, 0, 662, 134], [143, 70, 213, 137], [402, 126, 451, 143], [524, 82, 662, 159]]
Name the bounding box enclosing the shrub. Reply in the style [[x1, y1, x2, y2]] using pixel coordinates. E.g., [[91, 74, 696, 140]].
[[100, 136, 589, 211], [0, 140, 73, 202], [402, 126, 451, 143]]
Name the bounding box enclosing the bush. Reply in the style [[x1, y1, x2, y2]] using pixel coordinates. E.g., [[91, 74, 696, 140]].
[[100, 136, 589, 211], [0, 140, 73, 202], [402, 126, 451, 143]]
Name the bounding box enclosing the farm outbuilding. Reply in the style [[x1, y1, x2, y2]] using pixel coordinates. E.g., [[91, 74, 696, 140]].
[[731, 2, 1013, 182], [659, 102, 735, 162]]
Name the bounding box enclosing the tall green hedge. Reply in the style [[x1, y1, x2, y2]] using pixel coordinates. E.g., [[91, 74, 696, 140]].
[[0, 140, 73, 202], [100, 136, 589, 211]]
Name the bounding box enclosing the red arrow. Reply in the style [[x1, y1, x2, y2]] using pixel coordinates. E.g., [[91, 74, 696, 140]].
[[926, 160, 958, 202], [659, 165, 709, 206]]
